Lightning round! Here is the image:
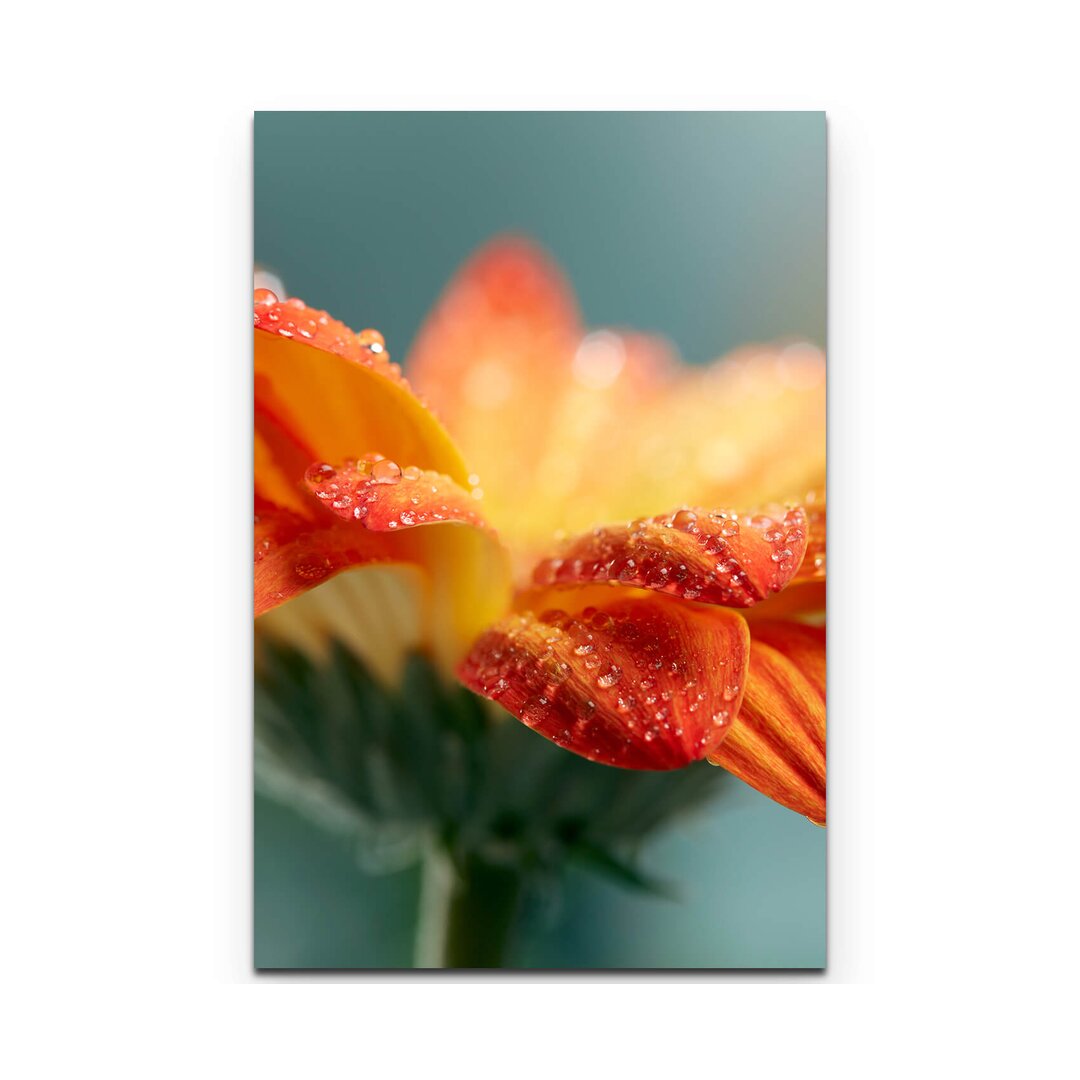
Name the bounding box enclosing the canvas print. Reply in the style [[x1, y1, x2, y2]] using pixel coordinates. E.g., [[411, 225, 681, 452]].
[[254, 112, 826, 969]]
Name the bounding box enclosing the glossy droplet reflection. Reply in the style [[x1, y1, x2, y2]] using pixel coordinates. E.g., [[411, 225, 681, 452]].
[[371, 459, 402, 484]]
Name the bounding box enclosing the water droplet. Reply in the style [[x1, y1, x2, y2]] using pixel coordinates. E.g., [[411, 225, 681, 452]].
[[672, 509, 698, 531], [294, 554, 330, 581], [357, 328, 385, 354], [307, 462, 336, 484], [720, 520, 740, 538], [253, 288, 278, 307], [371, 459, 401, 484], [402, 465, 422, 481], [399, 510, 416, 526], [521, 698, 548, 727], [597, 664, 622, 689]]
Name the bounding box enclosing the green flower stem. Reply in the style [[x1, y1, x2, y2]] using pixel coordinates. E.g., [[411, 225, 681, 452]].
[[414, 843, 523, 969]]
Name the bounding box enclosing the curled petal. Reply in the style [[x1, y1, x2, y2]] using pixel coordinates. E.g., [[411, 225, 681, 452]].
[[532, 505, 809, 606], [303, 457, 488, 532], [254, 290, 471, 488], [708, 621, 826, 824], [458, 588, 751, 770], [254, 499, 395, 617], [256, 453, 512, 673]]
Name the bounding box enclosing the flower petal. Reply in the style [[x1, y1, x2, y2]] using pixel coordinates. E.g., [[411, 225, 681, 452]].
[[406, 238, 825, 554], [303, 457, 488, 532], [254, 497, 400, 617], [708, 621, 826, 824], [532, 505, 809, 606], [406, 237, 592, 556], [407, 236, 581, 440], [255, 480, 511, 676], [254, 290, 471, 488], [602, 343, 827, 522], [458, 587, 751, 770], [254, 290, 512, 674], [254, 402, 319, 516]]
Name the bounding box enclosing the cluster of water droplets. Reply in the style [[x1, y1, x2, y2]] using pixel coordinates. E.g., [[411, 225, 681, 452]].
[[462, 602, 744, 768], [303, 455, 483, 531], [531, 505, 806, 606], [254, 289, 408, 384]]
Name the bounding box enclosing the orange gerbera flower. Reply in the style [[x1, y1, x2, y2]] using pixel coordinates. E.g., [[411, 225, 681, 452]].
[[254, 238, 826, 824]]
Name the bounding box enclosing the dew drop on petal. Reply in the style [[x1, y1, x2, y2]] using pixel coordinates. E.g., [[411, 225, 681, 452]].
[[597, 664, 622, 689], [672, 509, 698, 532], [371, 459, 401, 484], [294, 554, 331, 581], [357, 328, 385, 354]]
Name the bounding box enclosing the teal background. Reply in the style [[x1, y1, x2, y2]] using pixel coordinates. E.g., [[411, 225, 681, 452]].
[[254, 111, 826, 968]]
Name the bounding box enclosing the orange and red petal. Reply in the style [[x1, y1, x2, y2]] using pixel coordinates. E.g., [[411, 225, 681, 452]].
[[255, 459, 512, 672], [303, 457, 488, 532], [458, 587, 751, 770], [254, 291, 471, 490], [708, 621, 826, 824], [532, 505, 809, 606], [254, 498, 398, 617], [406, 236, 582, 436]]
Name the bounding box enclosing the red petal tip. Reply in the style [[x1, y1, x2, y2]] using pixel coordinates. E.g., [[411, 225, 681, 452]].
[[303, 457, 488, 532], [532, 505, 808, 606]]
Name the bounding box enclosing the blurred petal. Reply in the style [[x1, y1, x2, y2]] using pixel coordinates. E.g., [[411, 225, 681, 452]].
[[407, 236, 581, 439], [255, 291, 471, 488], [257, 562, 426, 686], [532, 505, 809, 606], [604, 342, 827, 517], [406, 237, 589, 556], [708, 621, 826, 824], [407, 239, 825, 556], [534, 341, 826, 537], [458, 587, 751, 770]]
